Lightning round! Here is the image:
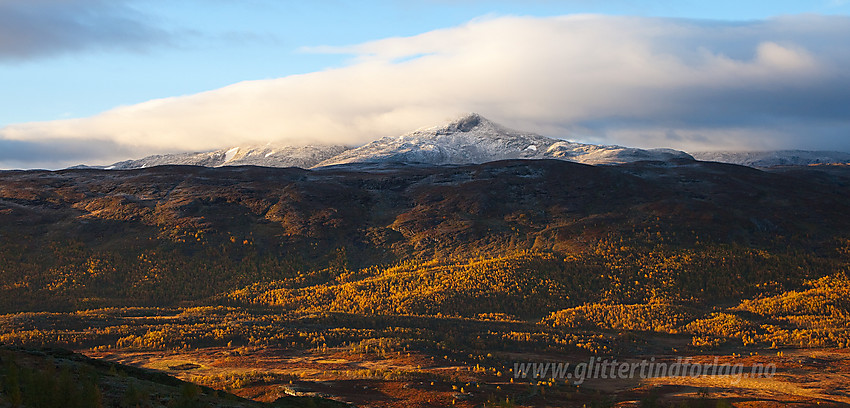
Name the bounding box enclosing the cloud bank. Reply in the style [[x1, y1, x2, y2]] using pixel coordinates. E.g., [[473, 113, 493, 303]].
[[0, 0, 167, 61], [2, 14, 850, 168]]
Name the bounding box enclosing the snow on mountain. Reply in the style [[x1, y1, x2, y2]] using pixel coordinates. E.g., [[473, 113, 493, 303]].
[[103, 114, 693, 170], [692, 150, 850, 168], [315, 113, 693, 167], [108, 144, 351, 170]]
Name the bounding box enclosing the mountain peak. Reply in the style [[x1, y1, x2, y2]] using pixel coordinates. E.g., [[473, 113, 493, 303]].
[[449, 113, 484, 132], [315, 114, 693, 167]]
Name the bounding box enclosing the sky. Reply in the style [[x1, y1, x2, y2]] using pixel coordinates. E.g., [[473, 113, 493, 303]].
[[1, 1, 849, 169]]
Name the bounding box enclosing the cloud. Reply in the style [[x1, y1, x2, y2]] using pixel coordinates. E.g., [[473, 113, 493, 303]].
[[2, 13, 850, 168], [0, 0, 168, 61], [0, 138, 141, 169]]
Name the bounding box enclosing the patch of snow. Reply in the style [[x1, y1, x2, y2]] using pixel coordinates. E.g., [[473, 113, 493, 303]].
[[223, 147, 240, 163], [103, 144, 352, 170]]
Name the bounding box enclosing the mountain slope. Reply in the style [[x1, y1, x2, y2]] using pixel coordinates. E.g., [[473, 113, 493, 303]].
[[692, 150, 850, 168], [316, 113, 692, 166], [107, 144, 351, 169]]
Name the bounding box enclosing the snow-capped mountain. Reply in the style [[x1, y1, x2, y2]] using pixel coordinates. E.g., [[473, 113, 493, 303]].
[[315, 113, 692, 167], [101, 114, 693, 170], [692, 150, 850, 168], [106, 144, 351, 170]]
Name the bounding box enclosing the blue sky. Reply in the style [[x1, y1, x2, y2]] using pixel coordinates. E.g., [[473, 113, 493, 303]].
[[1, 0, 849, 168]]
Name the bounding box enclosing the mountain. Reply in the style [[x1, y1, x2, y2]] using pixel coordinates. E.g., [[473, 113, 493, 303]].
[[100, 114, 691, 170], [692, 150, 850, 168], [90, 114, 850, 171], [315, 113, 692, 167], [105, 144, 351, 169]]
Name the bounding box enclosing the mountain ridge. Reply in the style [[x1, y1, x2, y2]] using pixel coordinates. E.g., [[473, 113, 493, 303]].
[[105, 144, 351, 170], [94, 114, 693, 170], [692, 150, 850, 168], [87, 114, 850, 170]]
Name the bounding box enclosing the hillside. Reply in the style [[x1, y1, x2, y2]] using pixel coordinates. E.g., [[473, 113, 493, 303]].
[[0, 346, 346, 408], [3, 160, 850, 406], [0, 159, 848, 312]]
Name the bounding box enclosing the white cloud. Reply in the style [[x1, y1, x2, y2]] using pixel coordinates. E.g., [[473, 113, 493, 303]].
[[2, 14, 850, 168]]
